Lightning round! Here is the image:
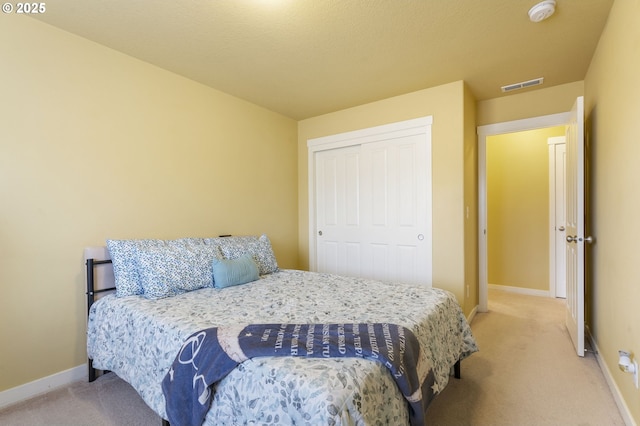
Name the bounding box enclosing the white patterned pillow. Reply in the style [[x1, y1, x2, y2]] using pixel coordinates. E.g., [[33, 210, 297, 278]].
[[107, 238, 206, 297], [209, 234, 278, 275], [107, 239, 166, 297], [136, 242, 221, 299]]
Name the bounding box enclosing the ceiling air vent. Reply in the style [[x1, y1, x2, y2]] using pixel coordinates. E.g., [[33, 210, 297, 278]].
[[501, 77, 544, 93]]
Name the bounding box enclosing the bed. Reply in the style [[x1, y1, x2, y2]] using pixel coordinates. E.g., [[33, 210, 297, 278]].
[[85, 235, 477, 426]]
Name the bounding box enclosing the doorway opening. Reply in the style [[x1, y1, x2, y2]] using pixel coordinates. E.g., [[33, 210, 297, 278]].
[[478, 112, 570, 312], [485, 127, 566, 298]]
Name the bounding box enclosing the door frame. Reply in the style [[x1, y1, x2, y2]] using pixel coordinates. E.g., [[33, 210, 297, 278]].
[[477, 112, 570, 312], [307, 116, 433, 272]]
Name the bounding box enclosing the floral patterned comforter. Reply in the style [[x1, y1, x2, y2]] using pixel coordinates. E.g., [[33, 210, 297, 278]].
[[87, 269, 478, 425]]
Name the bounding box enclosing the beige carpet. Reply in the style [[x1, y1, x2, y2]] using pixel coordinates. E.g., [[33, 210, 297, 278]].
[[0, 289, 625, 425], [0, 372, 161, 426], [427, 289, 625, 425]]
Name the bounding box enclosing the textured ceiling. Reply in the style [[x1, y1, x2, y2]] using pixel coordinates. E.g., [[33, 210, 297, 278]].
[[32, 0, 613, 120]]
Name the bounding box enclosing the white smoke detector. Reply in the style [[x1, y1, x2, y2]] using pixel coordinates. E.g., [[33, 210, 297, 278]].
[[528, 0, 556, 22]]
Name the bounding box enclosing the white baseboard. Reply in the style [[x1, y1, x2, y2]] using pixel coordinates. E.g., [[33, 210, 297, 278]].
[[0, 364, 86, 410], [488, 283, 550, 298], [587, 329, 637, 426]]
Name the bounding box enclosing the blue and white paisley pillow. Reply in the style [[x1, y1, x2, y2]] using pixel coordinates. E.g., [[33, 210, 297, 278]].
[[107, 239, 141, 297], [136, 242, 222, 299], [107, 238, 206, 297], [211, 234, 278, 275], [107, 239, 171, 297]]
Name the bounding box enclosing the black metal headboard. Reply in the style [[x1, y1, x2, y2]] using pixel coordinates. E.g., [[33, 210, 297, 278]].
[[85, 258, 115, 315], [85, 252, 115, 383]]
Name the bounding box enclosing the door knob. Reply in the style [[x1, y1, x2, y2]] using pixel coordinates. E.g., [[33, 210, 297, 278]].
[[567, 235, 595, 243], [558, 226, 565, 232]]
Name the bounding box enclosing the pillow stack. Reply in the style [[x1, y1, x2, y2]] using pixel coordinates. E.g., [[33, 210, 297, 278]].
[[107, 234, 278, 299]]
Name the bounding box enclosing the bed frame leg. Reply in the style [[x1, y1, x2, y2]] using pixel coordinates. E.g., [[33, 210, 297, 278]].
[[88, 358, 97, 382], [454, 360, 461, 379]]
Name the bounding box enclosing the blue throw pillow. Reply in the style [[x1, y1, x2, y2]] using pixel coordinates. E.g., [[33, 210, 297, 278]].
[[213, 253, 260, 289]]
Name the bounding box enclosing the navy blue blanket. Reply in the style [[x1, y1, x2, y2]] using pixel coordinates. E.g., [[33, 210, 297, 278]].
[[162, 323, 435, 426]]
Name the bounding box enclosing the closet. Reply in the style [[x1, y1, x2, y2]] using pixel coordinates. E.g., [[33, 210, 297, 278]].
[[307, 116, 433, 286]]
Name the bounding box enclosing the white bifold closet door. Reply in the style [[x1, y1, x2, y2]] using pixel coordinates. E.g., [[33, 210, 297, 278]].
[[312, 117, 432, 286]]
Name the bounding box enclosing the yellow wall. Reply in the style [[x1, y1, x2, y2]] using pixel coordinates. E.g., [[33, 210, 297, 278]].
[[584, 0, 640, 421], [0, 18, 298, 391], [487, 127, 565, 291], [477, 81, 584, 126], [298, 81, 476, 310]]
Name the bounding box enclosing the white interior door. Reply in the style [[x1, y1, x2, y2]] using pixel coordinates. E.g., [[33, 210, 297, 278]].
[[565, 96, 586, 357]]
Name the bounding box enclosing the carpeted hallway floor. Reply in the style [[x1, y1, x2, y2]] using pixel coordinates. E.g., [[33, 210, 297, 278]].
[[0, 289, 626, 425], [427, 289, 625, 425]]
